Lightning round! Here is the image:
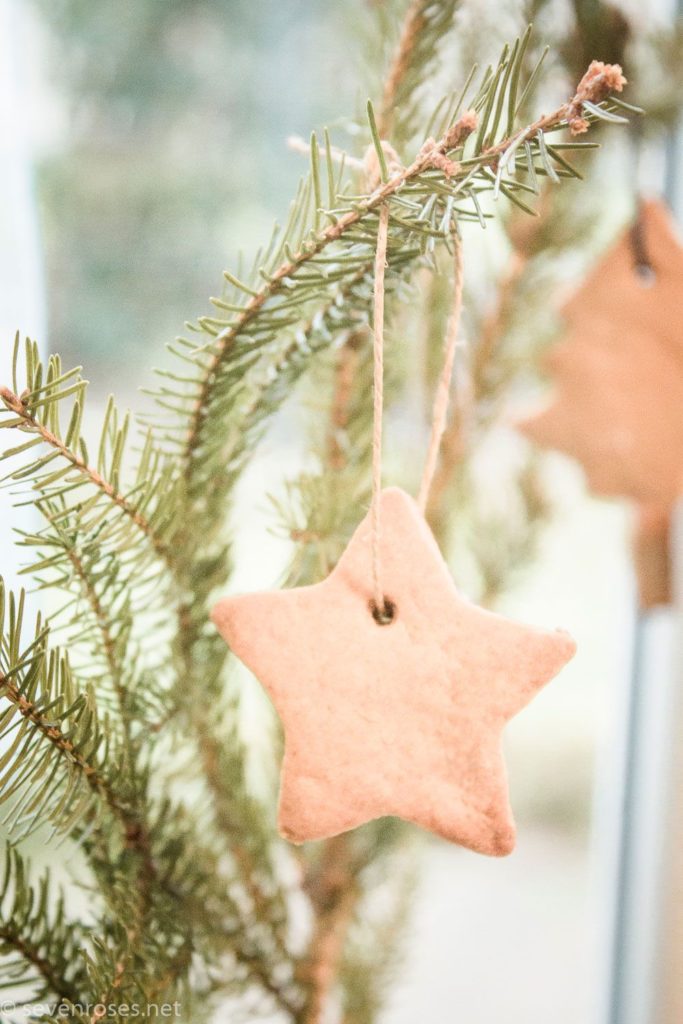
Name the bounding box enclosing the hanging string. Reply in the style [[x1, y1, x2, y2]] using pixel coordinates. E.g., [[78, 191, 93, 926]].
[[371, 203, 390, 620], [628, 122, 655, 283], [417, 233, 464, 513], [370, 214, 463, 619], [630, 197, 655, 283]]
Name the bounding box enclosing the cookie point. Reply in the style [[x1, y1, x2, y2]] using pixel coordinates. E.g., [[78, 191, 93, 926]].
[[490, 825, 516, 857], [209, 598, 228, 628], [277, 817, 306, 846], [515, 410, 547, 444], [556, 628, 578, 661], [280, 830, 305, 847], [381, 484, 416, 508]]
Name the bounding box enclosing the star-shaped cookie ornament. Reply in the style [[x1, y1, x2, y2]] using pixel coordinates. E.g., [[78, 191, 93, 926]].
[[211, 488, 576, 855]]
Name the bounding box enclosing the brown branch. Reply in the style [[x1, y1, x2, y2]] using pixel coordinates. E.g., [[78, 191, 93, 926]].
[[293, 315, 373, 1024], [0, 387, 170, 563], [61, 540, 129, 718], [1, 670, 116, 803], [297, 837, 361, 1024], [424, 246, 528, 541], [326, 330, 367, 472], [57, 539, 160, 994], [422, 162, 574, 544], [143, 939, 193, 1003], [90, 958, 128, 1024], [0, 925, 81, 1008], [231, 946, 302, 1019], [0, 669, 157, 887], [195, 713, 287, 941], [378, 0, 429, 136]]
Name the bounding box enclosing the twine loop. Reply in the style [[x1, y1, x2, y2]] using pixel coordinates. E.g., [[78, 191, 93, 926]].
[[370, 205, 464, 623]]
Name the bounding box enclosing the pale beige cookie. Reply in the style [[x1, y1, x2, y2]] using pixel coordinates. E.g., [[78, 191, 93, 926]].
[[212, 488, 575, 855]]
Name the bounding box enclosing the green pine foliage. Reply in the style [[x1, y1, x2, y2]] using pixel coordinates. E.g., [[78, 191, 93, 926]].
[[0, 0, 666, 1018], [0, 847, 88, 1010]]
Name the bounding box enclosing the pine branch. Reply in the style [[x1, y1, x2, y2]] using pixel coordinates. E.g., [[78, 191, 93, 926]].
[[424, 244, 528, 542], [14, 516, 168, 734], [83, 792, 300, 1015], [0, 582, 160, 923], [378, 0, 461, 139], [0, 847, 89, 1013], [1, 387, 163, 555], [0, 584, 129, 839], [0, 584, 195, 1012], [37, 508, 134, 712], [176, 45, 627, 512], [0, 586, 297, 1011], [338, 851, 415, 1024], [297, 837, 361, 1024], [192, 705, 290, 954], [0, 340, 177, 570], [1, 340, 179, 749], [78, 923, 192, 1022], [18, 500, 170, 730]]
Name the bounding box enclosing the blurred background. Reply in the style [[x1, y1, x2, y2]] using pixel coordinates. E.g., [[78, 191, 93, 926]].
[[1, 0, 682, 1021]]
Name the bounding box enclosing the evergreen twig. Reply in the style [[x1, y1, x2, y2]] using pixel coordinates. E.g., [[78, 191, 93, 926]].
[[0, 382, 171, 564]]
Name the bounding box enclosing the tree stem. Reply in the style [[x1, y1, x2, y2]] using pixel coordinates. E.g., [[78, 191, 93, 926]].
[[298, 836, 360, 1024], [0, 387, 170, 563]]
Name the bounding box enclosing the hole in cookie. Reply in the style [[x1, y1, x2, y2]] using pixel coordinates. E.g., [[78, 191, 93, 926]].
[[634, 262, 655, 287], [370, 597, 396, 625]]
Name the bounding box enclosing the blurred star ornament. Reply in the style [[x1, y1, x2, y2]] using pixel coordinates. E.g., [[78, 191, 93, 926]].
[[212, 211, 576, 853], [518, 200, 683, 607]]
